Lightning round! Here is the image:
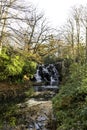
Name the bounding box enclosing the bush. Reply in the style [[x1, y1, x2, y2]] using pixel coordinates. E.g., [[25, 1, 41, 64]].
[[6, 55, 24, 76], [22, 60, 37, 79], [52, 63, 87, 130], [43, 55, 57, 64], [0, 47, 37, 82], [0, 47, 10, 80], [0, 47, 25, 81]]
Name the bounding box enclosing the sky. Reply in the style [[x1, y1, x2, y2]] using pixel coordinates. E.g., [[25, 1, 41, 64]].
[[28, 0, 87, 28]]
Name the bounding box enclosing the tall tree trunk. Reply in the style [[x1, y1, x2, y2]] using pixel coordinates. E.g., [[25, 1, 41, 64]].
[[86, 27, 87, 62]]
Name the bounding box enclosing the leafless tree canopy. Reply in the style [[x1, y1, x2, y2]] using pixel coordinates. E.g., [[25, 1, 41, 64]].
[[0, 0, 52, 53]]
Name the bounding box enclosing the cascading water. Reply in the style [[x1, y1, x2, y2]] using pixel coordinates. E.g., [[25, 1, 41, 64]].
[[34, 64, 59, 86], [2, 64, 59, 130], [34, 70, 42, 82], [27, 64, 59, 130]]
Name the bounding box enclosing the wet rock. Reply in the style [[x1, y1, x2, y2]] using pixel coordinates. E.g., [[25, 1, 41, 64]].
[[33, 64, 59, 86], [34, 85, 59, 92], [1, 83, 57, 130]]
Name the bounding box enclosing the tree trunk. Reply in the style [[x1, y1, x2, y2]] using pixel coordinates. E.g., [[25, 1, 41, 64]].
[[86, 27, 87, 62]]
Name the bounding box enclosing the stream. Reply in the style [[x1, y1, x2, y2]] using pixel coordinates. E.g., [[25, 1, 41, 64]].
[[16, 85, 58, 130], [1, 64, 59, 130], [19, 64, 59, 130]]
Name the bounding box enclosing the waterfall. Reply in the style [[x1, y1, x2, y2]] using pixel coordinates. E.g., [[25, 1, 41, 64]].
[[34, 70, 42, 82], [34, 64, 59, 86]]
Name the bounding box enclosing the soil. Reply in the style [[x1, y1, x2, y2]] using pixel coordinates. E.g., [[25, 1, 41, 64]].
[[0, 82, 26, 91], [0, 81, 30, 102]]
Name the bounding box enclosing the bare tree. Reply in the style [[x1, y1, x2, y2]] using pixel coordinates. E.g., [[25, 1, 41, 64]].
[[0, 0, 31, 53], [21, 9, 52, 53], [81, 5, 87, 61], [57, 5, 84, 60], [71, 6, 83, 59], [57, 19, 75, 59]]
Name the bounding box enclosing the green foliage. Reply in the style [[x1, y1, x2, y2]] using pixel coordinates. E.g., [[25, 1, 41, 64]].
[[0, 46, 37, 82], [6, 55, 24, 76], [0, 47, 24, 81], [9, 117, 16, 126], [24, 87, 34, 97], [0, 102, 18, 128], [23, 60, 37, 78], [43, 55, 57, 64], [0, 48, 10, 80], [52, 63, 87, 130]]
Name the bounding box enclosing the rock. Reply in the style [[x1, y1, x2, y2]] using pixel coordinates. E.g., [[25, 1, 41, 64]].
[[33, 85, 59, 94], [34, 123, 40, 130], [18, 103, 27, 108]]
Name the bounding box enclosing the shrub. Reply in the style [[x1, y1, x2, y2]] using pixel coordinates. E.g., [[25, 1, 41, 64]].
[[6, 55, 24, 76], [0, 47, 37, 82], [52, 63, 87, 130], [22, 60, 37, 79]]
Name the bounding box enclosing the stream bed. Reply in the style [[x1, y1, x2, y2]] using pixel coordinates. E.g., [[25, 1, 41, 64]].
[[16, 85, 58, 130], [1, 85, 58, 130]]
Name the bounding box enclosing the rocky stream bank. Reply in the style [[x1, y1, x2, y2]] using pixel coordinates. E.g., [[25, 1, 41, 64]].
[[0, 82, 58, 130]]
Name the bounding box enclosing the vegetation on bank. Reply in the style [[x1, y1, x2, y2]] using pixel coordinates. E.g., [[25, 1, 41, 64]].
[[0, 86, 34, 128], [0, 46, 37, 127], [0, 46, 37, 82], [53, 62, 87, 130]]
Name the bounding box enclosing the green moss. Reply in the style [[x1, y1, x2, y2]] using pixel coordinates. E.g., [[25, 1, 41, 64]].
[[24, 87, 34, 97]]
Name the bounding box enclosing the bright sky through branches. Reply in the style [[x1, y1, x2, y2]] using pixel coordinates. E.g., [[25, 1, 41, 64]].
[[28, 0, 87, 27]]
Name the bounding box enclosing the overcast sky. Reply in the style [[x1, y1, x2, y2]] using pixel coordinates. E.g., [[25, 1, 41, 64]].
[[28, 0, 87, 28]]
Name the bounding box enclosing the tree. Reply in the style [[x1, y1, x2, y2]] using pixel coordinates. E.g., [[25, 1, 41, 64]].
[[0, 0, 31, 53], [21, 9, 51, 54], [72, 6, 83, 59], [81, 5, 87, 61], [59, 19, 75, 58], [57, 5, 85, 61]]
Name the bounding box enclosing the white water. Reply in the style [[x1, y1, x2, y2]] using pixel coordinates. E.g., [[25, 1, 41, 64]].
[[35, 70, 42, 82], [34, 64, 59, 85]]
